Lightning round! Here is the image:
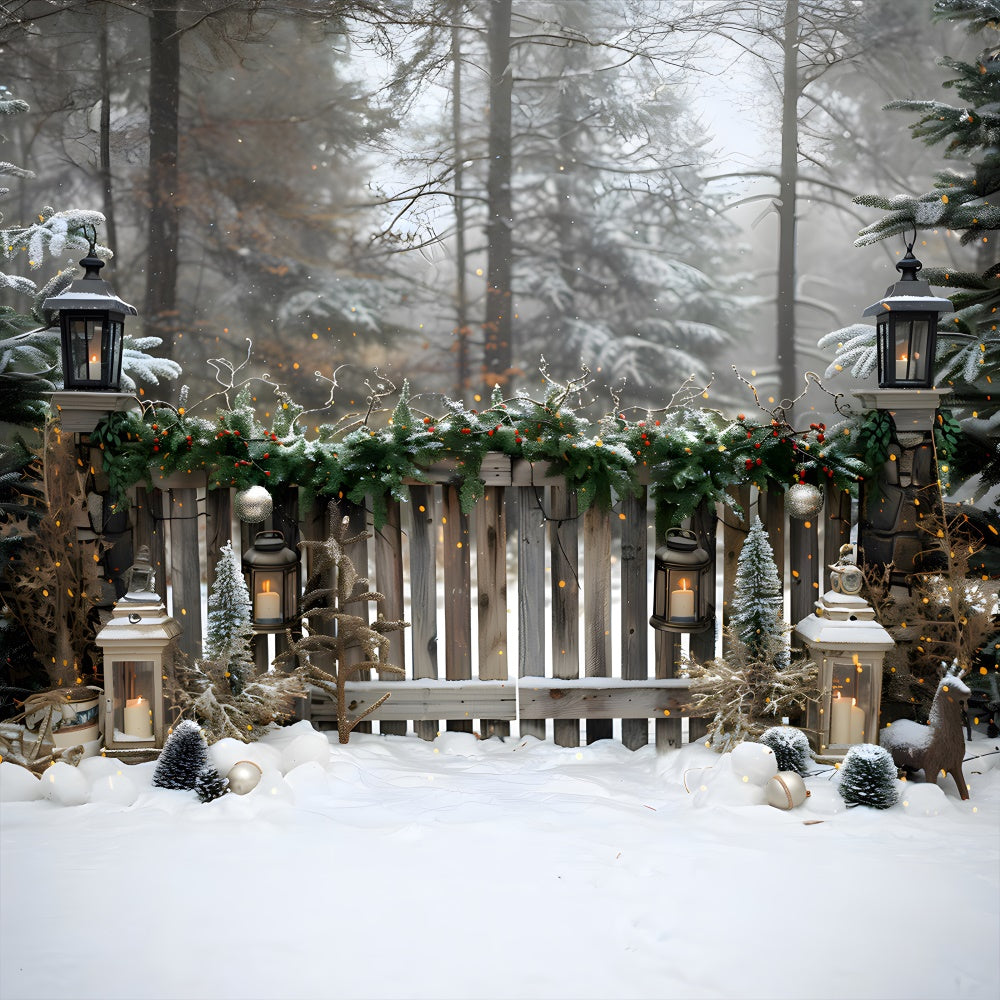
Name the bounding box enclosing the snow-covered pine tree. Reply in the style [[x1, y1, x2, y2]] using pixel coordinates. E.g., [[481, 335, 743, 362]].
[[194, 764, 229, 803], [204, 541, 255, 696], [730, 515, 786, 665], [759, 726, 813, 776], [837, 743, 899, 809], [152, 720, 208, 790]]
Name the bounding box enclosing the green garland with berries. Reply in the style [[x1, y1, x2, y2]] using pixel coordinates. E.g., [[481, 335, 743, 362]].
[[89, 377, 880, 531]]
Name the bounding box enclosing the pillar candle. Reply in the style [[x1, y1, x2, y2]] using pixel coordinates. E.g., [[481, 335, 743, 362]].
[[830, 693, 851, 744], [123, 697, 153, 739], [895, 355, 908, 380], [255, 588, 281, 621], [670, 580, 695, 620]]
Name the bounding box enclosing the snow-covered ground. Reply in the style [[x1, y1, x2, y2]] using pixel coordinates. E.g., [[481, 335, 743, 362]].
[[2, 724, 998, 1000]]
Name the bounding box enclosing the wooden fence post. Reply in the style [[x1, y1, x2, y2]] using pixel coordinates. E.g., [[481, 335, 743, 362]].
[[374, 497, 407, 737], [167, 487, 202, 662], [407, 485, 439, 740], [443, 484, 472, 733], [620, 489, 649, 750], [476, 485, 509, 739], [516, 478, 546, 741], [583, 504, 612, 744], [549, 481, 580, 748]]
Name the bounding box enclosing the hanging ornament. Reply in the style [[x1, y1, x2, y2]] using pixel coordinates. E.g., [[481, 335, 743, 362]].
[[226, 760, 263, 795], [234, 485, 273, 524], [785, 482, 824, 520]]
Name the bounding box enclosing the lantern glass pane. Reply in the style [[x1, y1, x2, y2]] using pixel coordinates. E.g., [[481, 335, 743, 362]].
[[111, 660, 156, 742], [828, 657, 867, 747], [892, 317, 930, 382], [251, 571, 284, 623]]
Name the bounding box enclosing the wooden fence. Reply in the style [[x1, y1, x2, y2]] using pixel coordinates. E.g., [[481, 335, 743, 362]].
[[125, 456, 853, 750]]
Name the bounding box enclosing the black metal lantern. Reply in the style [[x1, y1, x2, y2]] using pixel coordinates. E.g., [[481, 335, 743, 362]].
[[649, 529, 713, 634], [43, 250, 136, 391], [863, 246, 951, 389], [242, 530, 300, 632]]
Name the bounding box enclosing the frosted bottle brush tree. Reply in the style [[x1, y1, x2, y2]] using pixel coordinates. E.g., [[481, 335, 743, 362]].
[[203, 541, 255, 696], [683, 517, 818, 751]]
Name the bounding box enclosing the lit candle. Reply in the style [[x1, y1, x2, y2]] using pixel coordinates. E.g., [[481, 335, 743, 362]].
[[670, 578, 695, 620], [88, 353, 102, 382], [255, 580, 281, 622], [123, 697, 153, 739], [895, 354, 908, 380], [830, 692, 851, 744], [848, 699, 866, 744]]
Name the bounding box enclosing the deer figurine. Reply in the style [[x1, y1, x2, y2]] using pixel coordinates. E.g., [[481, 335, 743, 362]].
[[880, 661, 971, 800]]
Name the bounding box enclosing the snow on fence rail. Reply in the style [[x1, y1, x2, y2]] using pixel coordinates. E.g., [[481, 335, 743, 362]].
[[127, 455, 852, 750]]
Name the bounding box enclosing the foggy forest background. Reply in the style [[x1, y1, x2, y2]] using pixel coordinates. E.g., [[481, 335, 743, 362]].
[[0, 0, 982, 420]]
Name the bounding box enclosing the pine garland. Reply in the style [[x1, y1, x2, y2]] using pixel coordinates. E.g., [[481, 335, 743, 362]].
[[90, 372, 871, 531]]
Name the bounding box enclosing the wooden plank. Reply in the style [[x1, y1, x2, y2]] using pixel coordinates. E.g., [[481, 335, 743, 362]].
[[205, 488, 232, 595], [654, 631, 681, 750], [407, 485, 439, 740], [476, 485, 509, 739], [517, 485, 546, 740], [688, 498, 718, 744], [549, 482, 580, 747], [133, 486, 164, 601], [583, 504, 612, 744], [342, 499, 371, 733], [306, 678, 694, 724], [620, 489, 648, 750], [374, 497, 406, 736], [760, 488, 785, 592], [167, 487, 203, 662], [788, 508, 820, 627], [442, 485, 473, 732], [824, 488, 853, 579], [722, 485, 751, 651]]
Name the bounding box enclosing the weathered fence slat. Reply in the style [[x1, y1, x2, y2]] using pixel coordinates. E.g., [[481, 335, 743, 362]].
[[583, 505, 612, 744], [688, 498, 718, 744], [476, 486, 509, 739], [407, 485, 439, 740], [654, 631, 681, 750], [549, 482, 580, 747], [167, 487, 202, 662], [343, 499, 371, 733], [517, 485, 546, 741], [374, 497, 407, 736], [442, 485, 473, 732], [620, 489, 648, 750], [789, 510, 820, 626]]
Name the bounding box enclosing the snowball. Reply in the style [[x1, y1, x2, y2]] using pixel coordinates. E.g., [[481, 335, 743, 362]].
[[209, 737, 281, 776], [78, 755, 130, 781], [280, 731, 332, 773], [691, 754, 766, 807], [900, 782, 950, 818], [0, 762, 42, 802], [730, 742, 778, 786], [40, 762, 89, 806], [89, 769, 139, 807], [252, 767, 294, 804]]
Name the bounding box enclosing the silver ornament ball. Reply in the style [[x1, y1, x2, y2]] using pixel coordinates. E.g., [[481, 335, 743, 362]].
[[765, 770, 809, 810], [227, 760, 263, 795], [785, 482, 824, 520], [234, 485, 273, 524]]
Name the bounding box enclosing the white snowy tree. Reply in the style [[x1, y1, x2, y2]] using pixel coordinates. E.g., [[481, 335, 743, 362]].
[[204, 541, 255, 696], [730, 515, 786, 666]]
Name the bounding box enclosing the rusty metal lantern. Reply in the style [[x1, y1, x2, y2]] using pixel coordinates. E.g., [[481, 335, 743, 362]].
[[650, 529, 713, 634]]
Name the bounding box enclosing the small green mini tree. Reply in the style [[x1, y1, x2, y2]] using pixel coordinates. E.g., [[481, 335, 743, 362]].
[[152, 720, 208, 791], [838, 743, 900, 810]]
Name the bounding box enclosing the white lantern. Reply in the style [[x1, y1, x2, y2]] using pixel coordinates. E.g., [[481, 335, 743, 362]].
[[95, 549, 180, 758], [794, 551, 894, 761]]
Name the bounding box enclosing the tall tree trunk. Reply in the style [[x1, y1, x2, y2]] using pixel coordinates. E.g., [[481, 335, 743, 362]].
[[144, 1, 181, 371], [483, 0, 513, 391], [98, 5, 117, 254], [452, 6, 470, 403], [776, 0, 799, 407]]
